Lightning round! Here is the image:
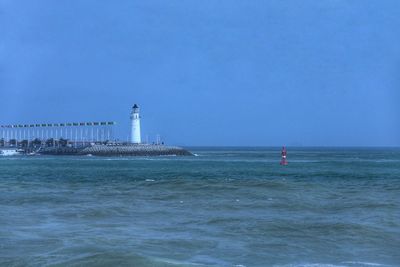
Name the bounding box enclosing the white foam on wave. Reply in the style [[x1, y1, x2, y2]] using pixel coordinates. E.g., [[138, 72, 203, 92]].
[[342, 262, 392, 267], [149, 255, 208, 266]]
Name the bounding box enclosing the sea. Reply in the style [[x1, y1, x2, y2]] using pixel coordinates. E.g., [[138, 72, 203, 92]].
[[0, 147, 399, 267]]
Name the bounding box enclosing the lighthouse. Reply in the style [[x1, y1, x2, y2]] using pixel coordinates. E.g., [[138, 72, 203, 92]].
[[130, 104, 141, 144]]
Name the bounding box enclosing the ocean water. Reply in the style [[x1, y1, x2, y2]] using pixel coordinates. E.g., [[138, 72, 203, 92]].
[[0, 147, 399, 267]]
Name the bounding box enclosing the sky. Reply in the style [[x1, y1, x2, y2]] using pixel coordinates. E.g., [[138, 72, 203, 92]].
[[1, 0, 399, 146]]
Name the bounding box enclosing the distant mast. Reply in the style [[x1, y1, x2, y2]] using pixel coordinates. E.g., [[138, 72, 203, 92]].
[[280, 146, 288, 165], [130, 104, 141, 144]]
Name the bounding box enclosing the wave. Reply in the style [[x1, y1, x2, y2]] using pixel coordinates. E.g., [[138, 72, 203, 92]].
[[18, 251, 206, 267], [274, 263, 393, 267], [342, 262, 393, 266], [275, 264, 348, 267]]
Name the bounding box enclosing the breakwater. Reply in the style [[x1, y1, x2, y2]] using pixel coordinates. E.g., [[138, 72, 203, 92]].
[[39, 144, 193, 156]]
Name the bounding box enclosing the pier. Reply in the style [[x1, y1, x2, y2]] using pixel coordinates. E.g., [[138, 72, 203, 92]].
[[0, 121, 116, 149], [0, 105, 193, 156], [0, 121, 192, 156]]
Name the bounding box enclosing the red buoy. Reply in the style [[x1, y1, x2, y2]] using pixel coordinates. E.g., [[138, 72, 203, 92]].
[[280, 146, 288, 165]]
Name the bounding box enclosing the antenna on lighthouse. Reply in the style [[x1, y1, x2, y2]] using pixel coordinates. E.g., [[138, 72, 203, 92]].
[[130, 104, 141, 144]]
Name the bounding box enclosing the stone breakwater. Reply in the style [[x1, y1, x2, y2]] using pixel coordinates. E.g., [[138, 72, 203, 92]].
[[39, 144, 193, 156]]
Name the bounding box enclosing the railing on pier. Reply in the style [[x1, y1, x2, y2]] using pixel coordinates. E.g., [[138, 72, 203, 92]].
[[0, 121, 116, 148]]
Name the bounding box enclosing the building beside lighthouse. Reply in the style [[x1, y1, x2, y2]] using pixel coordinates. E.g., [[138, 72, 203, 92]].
[[130, 104, 141, 144]]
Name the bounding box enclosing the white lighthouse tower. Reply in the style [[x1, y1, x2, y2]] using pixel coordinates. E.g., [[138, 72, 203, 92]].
[[130, 104, 141, 144]]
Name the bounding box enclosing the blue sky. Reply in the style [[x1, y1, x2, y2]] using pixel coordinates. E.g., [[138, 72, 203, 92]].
[[1, 0, 399, 146]]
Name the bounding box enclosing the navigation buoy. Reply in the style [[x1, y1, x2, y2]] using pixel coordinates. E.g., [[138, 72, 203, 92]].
[[280, 146, 288, 165]]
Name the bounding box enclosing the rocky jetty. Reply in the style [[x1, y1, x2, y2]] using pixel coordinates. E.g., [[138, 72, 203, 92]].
[[39, 144, 193, 156]]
